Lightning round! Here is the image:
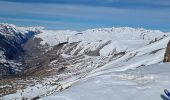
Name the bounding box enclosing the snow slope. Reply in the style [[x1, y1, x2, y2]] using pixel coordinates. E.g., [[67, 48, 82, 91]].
[[43, 63, 170, 100], [35, 27, 167, 56]]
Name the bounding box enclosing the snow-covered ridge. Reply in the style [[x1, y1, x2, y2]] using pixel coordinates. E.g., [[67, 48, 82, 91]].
[[36, 27, 167, 45], [0, 23, 43, 45], [0, 23, 44, 32], [35, 27, 168, 56]]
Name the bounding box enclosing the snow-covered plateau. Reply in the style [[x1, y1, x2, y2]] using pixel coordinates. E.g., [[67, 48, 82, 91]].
[[1, 23, 170, 100]]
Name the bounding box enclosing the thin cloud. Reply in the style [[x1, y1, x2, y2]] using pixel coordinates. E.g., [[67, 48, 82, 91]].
[[1, 0, 170, 9], [0, 1, 170, 31]]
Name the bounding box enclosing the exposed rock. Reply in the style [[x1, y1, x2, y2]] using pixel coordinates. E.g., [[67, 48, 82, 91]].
[[84, 41, 111, 56], [163, 40, 170, 62]]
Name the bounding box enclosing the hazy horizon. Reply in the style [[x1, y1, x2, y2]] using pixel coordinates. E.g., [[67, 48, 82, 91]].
[[0, 0, 170, 31]]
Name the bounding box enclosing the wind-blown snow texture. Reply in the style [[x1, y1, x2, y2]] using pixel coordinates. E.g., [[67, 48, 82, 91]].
[[1, 24, 170, 100]]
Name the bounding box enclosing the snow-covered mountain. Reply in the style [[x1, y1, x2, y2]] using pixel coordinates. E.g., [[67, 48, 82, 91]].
[[35, 27, 166, 56], [1, 23, 170, 100], [0, 23, 42, 77]]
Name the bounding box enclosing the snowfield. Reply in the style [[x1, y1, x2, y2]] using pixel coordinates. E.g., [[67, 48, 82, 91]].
[[42, 63, 170, 100], [1, 26, 170, 100]]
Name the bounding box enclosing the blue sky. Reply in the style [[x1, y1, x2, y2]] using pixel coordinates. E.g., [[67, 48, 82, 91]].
[[0, 0, 170, 31]]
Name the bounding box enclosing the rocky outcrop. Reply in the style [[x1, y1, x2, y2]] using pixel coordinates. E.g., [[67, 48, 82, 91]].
[[163, 40, 170, 62]]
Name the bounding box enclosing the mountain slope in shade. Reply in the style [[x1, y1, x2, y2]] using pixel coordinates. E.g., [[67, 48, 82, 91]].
[[0, 23, 42, 77]]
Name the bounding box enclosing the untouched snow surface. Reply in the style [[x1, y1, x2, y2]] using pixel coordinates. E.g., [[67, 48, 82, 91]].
[[42, 63, 170, 100]]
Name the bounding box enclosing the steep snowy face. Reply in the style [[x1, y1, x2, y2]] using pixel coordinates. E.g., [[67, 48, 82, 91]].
[[0, 23, 42, 77], [0, 23, 43, 44], [35, 27, 167, 56]]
